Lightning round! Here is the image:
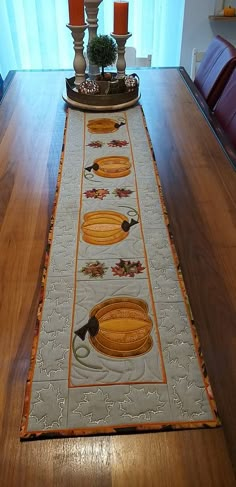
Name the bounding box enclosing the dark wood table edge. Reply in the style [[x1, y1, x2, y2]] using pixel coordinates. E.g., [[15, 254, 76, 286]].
[[178, 66, 236, 172]]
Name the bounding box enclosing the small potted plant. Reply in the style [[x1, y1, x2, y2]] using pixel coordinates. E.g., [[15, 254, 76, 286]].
[[88, 35, 117, 79], [87, 35, 124, 94]]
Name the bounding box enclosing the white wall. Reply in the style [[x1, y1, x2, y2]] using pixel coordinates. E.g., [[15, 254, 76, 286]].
[[180, 0, 236, 75]]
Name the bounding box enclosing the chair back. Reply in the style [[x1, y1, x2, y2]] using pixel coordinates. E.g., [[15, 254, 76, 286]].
[[125, 47, 152, 68], [194, 35, 236, 109], [191, 49, 205, 80], [214, 68, 236, 150]]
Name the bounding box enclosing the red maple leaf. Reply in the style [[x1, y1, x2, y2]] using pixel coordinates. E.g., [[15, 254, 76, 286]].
[[113, 188, 133, 198], [111, 259, 145, 277], [108, 139, 129, 147], [84, 188, 109, 200]]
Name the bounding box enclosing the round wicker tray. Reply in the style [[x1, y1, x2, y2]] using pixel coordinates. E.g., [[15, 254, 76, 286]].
[[63, 76, 140, 111]]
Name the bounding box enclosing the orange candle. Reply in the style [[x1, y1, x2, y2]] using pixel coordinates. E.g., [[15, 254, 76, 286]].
[[68, 0, 85, 26], [113, 1, 129, 35]]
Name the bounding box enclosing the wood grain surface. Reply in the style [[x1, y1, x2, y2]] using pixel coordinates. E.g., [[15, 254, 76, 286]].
[[0, 70, 235, 487]]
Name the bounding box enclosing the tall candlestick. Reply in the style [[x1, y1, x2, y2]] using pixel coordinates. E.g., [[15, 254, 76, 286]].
[[67, 24, 88, 86], [68, 0, 85, 26], [111, 32, 132, 78], [113, 1, 129, 35], [85, 0, 103, 78]]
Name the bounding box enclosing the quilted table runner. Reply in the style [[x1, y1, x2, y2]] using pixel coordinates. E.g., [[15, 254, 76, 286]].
[[20, 106, 219, 439]]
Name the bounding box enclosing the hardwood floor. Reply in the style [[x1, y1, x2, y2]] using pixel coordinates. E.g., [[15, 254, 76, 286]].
[[0, 70, 235, 486]]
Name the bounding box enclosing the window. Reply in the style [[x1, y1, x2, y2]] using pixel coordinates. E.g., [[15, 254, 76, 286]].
[[0, 0, 185, 79]]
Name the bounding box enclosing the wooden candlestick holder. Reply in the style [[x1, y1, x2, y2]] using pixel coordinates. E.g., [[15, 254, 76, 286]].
[[85, 0, 103, 79], [111, 32, 132, 78], [66, 24, 88, 86]]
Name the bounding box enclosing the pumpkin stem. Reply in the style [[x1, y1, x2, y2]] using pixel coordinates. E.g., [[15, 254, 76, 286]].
[[74, 316, 99, 341], [121, 218, 139, 232], [85, 163, 99, 172], [114, 121, 126, 129]]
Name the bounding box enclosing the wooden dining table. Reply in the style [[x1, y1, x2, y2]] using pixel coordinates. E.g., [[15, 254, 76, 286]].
[[0, 68, 235, 486]]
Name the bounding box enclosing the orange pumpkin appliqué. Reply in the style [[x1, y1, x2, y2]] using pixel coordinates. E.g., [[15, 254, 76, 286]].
[[75, 297, 153, 358], [82, 210, 138, 245], [87, 118, 126, 134], [85, 156, 131, 178]]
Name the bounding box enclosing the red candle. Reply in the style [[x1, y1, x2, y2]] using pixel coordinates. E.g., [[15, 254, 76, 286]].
[[113, 1, 129, 35], [68, 0, 85, 26]]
